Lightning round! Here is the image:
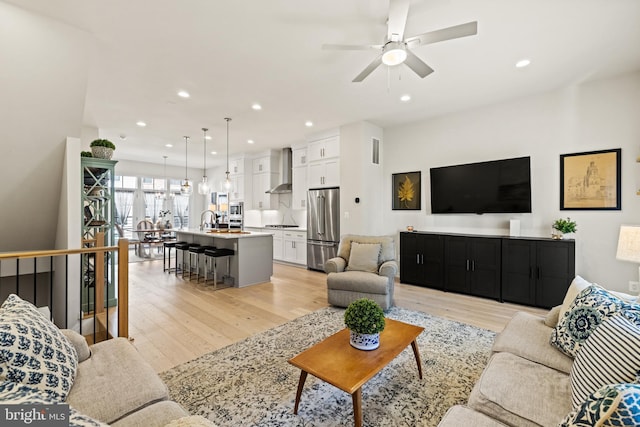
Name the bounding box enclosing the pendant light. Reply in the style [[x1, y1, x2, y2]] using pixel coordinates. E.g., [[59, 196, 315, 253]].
[[162, 155, 174, 200], [197, 127, 210, 195], [180, 136, 192, 196], [224, 118, 232, 190]]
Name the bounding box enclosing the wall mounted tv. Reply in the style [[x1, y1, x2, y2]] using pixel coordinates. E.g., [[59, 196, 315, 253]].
[[430, 156, 532, 214]]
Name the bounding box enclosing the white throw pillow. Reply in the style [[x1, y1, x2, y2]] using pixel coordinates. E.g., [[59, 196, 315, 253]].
[[0, 294, 78, 401], [346, 242, 381, 273], [570, 314, 640, 408]]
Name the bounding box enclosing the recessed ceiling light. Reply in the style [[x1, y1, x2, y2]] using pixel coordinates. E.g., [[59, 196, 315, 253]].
[[165, 144, 173, 148], [400, 94, 411, 102], [305, 121, 313, 127], [136, 121, 147, 127], [251, 103, 262, 110], [515, 59, 531, 68], [210, 151, 217, 155], [205, 135, 212, 140], [247, 139, 255, 144], [177, 90, 190, 98]]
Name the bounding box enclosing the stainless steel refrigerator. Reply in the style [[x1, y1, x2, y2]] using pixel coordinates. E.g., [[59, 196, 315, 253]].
[[307, 187, 340, 271]]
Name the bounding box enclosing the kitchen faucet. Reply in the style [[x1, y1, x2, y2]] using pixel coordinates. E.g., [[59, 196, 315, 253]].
[[200, 210, 216, 231]]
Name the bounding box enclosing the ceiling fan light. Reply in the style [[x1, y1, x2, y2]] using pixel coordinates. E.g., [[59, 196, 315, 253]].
[[382, 42, 407, 66]]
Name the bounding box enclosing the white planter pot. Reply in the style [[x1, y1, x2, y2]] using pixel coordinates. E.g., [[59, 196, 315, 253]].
[[349, 330, 380, 350]]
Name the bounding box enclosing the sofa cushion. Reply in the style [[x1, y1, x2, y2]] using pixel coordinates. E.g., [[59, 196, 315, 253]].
[[551, 285, 640, 358], [336, 235, 395, 264], [468, 352, 571, 427], [0, 380, 108, 426], [0, 294, 78, 400], [327, 271, 390, 294], [66, 337, 169, 424], [492, 311, 573, 374], [110, 400, 190, 427], [570, 314, 640, 408], [61, 329, 91, 363], [560, 383, 640, 427], [438, 405, 509, 427], [346, 242, 381, 273]]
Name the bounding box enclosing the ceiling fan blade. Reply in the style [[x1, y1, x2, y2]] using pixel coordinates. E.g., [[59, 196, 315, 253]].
[[322, 43, 382, 51], [352, 55, 383, 82], [405, 21, 478, 48], [403, 51, 434, 78], [387, 0, 410, 41]]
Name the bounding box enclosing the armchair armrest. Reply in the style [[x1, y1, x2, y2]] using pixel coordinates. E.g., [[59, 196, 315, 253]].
[[325, 257, 347, 273], [378, 260, 398, 280], [61, 329, 91, 362]]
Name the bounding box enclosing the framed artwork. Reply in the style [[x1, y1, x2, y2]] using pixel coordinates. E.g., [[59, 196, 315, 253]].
[[560, 148, 621, 210], [392, 171, 421, 210]]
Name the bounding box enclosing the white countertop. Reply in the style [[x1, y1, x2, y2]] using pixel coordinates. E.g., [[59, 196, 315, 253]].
[[244, 226, 307, 232], [175, 229, 274, 239]]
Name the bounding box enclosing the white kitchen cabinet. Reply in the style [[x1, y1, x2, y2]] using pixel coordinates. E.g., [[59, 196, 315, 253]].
[[252, 155, 277, 174], [283, 230, 307, 264], [308, 136, 339, 162], [292, 147, 307, 168], [228, 174, 244, 201], [252, 172, 278, 209], [292, 166, 307, 209], [272, 230, 284, 260], [308, 158, 340, 188], [229, 158, 244, 175]]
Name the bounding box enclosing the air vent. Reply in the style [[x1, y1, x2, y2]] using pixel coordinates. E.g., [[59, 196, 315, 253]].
[[372, 138, 380, 165]]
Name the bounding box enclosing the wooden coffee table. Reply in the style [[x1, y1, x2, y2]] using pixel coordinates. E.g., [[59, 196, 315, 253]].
[[288, 318, 424, 427]]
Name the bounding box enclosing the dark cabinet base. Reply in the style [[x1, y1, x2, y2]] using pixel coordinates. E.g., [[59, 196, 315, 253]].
[[400, 232, 576, 309]]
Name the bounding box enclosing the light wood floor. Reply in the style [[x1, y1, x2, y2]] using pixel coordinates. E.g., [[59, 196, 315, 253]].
[[128, 260, 547, 373]]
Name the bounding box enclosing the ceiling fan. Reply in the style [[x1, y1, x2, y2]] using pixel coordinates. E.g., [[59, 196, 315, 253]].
[[322, 0, 477, 82]]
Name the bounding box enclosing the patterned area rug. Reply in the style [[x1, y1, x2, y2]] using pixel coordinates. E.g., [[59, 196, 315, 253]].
[[160, 307, 496, 427]]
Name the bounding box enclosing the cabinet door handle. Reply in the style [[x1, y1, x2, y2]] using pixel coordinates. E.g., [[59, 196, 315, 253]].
[[421, 254, 424, 264], [416, 254, 420, 264], [466, 259, 470, 271], [472, 260, 475, 271]]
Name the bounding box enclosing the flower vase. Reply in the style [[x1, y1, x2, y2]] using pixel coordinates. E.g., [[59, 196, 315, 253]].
[[349, 330, 380, 350]]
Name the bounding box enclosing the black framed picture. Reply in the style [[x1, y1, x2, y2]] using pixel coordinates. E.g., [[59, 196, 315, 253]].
[[560, 148, 621, 210], [392, 171, 421, 210]]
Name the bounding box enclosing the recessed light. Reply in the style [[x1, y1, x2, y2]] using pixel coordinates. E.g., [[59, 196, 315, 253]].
[[205, 135, 212, 140], [177, 90, 190, 98], [247, 139, 255, 144], [251, 103, 262, 110], [400, 94, 411, 102], [305, 121, 313, 127], [210, 151, 217, 155], [136, 121, 147, 127], [515, 59, 531, 68], [165, 144, 173, 148]]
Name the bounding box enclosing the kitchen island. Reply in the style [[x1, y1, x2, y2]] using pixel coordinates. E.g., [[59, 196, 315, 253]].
[[175, 229, 273, 287]]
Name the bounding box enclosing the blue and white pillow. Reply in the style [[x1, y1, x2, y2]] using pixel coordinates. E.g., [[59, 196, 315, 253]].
[[551, 285, 640, 358], [560, 383, 640, 427], [0, 380, 107, 426], [0, 294, 78, 400], [570, 314, 640, 408]]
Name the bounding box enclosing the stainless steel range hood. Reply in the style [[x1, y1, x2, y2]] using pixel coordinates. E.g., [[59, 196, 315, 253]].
[[266, 147, 292, 193]]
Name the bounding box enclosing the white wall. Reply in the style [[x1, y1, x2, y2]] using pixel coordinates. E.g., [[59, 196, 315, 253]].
[[382, 71, 640, 292], [0, 2, 91, 251], [340, 122, 384, 236]]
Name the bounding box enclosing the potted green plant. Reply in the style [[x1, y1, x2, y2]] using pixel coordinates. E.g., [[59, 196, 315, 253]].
[[552, 217, 577, 239], [344, 298, 386, 350], [90, 139, 116, 160], [80, 151, 93, 158]]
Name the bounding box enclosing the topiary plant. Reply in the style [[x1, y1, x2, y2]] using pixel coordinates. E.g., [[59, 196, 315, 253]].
[[553, 217, 577, 234], [80, 151, 93, 157], [344, 298, 385, 334], [90, 139, 116, 150]]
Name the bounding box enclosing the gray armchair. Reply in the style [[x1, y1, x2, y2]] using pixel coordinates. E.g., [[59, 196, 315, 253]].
[[325, 235, 398, 310]]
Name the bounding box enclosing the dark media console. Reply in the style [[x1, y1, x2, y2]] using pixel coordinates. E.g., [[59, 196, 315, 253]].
[[399, 231, 575, 309]]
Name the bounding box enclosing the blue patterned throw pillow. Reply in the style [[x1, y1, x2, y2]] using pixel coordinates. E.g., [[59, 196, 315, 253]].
[[0, 294, 78, 401], [551, 285, 640, 358], [0, 380, 108, 426], [560, 383, 640, 426]]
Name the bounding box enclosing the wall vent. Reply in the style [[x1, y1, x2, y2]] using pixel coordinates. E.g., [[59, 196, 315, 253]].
[[372, 138, 380, 165]]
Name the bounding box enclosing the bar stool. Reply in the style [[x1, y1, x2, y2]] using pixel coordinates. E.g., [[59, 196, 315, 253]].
[[204, 248, 235, 289], [163, 240, 184, 273], [188, 245, 213, 282], [175, 242, 195, 277]]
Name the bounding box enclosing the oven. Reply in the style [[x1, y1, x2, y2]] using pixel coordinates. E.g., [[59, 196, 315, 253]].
[[229, 202, 244, 230]]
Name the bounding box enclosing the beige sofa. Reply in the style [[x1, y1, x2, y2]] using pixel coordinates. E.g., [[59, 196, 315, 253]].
[[438, 277, 640, 426]]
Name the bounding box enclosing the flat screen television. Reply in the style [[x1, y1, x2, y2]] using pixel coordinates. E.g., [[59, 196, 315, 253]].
[[430, 156, 532, 214]]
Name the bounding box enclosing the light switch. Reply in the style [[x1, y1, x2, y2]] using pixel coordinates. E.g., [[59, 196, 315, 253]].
[[344, 211, 350, 219]]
